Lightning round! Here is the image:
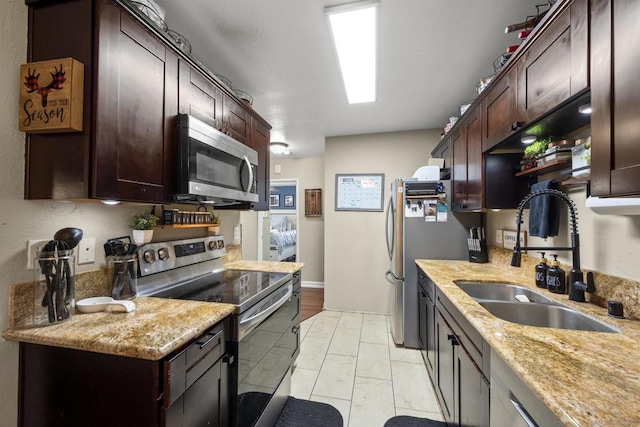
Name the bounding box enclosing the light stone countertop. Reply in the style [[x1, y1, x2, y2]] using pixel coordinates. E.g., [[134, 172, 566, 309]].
[[3, 297, 235, 361], [3, 260, 303, 361], [225, 260, 305, 274], [416, 256, 640, 426]]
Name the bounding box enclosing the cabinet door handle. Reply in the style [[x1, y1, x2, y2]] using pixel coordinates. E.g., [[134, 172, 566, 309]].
[[510, 121, 524, 132], [197, 330, 223, 349], [447, 334, 459, 346], [292, 326, 300, 334]]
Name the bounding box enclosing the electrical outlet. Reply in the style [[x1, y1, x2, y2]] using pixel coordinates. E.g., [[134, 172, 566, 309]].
[[77, 237, 96, 264], [496, 229, 504, 245], [26, 239, 50, 270], [233, 225, 241, 244]]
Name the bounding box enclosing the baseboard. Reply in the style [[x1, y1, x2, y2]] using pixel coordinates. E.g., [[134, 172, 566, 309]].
[[302, 281, 324, 289]]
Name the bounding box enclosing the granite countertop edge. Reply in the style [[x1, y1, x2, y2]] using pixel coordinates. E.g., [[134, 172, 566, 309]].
[[416, 259, 640, 427], [3, 261, 303, 361], [3, 297, 236, 361]]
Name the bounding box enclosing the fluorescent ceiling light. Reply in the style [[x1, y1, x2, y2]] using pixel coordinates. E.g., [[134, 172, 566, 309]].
[[326, 1, 378, 104]]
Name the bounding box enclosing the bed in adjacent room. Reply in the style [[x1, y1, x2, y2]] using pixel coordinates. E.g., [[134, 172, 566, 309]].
[[269, 214, 297, 262]]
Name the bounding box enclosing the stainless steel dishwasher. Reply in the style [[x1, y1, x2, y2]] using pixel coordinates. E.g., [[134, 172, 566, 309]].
[[490, 349, 563, 427]]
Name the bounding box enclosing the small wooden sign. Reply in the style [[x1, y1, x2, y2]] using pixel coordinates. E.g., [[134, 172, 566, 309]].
[[19, 57, 84, 133], [305, 188, 322, 217]]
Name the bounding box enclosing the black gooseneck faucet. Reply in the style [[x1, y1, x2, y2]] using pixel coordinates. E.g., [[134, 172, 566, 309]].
[[510, 188, 595, 302]]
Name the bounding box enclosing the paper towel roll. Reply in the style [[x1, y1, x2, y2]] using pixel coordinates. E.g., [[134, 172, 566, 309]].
[[585, 196, 640, 215]]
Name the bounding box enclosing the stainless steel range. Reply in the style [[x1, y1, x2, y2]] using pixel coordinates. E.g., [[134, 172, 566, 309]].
[[136, 236, 301, 427]]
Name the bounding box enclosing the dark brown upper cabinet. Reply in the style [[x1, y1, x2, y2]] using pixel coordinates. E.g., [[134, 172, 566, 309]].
[[178, 59, 223, 130], [482, 67, 523, 152], [590, 0, 640, 197], [223, 94, 251, 145], [452, 107, 483, 211], [516, 0, 588, 125], [26, 0, 178, 203], [25, 0, 272, 207], [250, 117, 271, 211]]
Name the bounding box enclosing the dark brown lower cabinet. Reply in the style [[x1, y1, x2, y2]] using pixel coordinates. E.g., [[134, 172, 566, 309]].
[[435, 296, 489, 427], [18, 319, 231, 427]]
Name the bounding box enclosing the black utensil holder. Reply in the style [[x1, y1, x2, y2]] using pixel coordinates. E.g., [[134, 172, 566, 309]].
[[468, 239, 489, 263], [33, 250, 75, 326]]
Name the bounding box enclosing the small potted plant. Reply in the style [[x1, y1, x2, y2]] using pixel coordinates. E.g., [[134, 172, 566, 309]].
[[523, 138, 550, 169], [209, 212, 220, 235], [130, 210, 160, 244]]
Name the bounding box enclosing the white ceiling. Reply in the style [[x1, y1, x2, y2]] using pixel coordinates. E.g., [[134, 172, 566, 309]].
[[154, 0, 540, 158]]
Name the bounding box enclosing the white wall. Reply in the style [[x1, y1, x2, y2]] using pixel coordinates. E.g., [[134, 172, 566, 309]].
[[324, 130, 441, 314], [270, 157, 325, 282]]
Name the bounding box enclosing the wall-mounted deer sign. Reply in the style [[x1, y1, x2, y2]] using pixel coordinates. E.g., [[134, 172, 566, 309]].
[[19, 57, 84, 133]]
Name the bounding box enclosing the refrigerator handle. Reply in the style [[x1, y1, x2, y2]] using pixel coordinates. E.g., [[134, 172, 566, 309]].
[[385, 196, 394, 260], [385, 270, 401, 284]]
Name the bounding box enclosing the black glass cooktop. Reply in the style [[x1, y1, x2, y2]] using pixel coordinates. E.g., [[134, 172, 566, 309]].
[[150, 269, 291, 314]]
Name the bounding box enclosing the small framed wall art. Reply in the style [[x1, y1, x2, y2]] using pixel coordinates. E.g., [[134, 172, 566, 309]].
[[19, 57, 84, 133], [305, 189, 322, 217]]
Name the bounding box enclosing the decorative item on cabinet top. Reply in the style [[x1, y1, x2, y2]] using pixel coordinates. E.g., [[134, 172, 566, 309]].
[[19, 58, 84, 133]]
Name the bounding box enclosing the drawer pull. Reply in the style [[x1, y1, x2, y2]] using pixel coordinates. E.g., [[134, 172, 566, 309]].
[[510, 121, 524, 132], [197, 330, 223, 350]]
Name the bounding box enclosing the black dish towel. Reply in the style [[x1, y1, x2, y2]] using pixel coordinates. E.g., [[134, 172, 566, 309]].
[[529, 180, 560, 238]]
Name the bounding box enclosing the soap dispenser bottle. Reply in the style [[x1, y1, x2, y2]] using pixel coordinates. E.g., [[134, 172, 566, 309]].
[[546, 254, 566, 294], [535, 252, 548, 288]]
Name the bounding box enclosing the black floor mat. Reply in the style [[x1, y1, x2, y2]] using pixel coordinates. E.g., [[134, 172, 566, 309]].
[[276, 396, 343, 427], [383, 415, 447, 427]]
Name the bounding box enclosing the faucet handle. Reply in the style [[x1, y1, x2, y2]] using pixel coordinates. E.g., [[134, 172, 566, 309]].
[[585, 271, 596, 293], [510, 249, 522, 267], [569, 271, 596, 302]]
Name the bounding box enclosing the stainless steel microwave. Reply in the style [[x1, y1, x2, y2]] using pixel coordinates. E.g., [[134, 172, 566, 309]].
[[176, 114, 259, 205]]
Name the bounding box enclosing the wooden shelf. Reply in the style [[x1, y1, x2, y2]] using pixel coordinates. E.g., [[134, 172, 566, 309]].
[[515, 159, 571, 177], [561, 174, 590, 186], [160, 224, 219, 229]]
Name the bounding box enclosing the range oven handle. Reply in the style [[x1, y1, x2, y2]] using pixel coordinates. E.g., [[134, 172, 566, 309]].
[[241, 155, 254, 196], [239, 284, 293, 336]]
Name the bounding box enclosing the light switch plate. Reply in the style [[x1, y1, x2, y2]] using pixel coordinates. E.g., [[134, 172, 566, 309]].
[[26, 239, 50, 270], [495, 229, 503, 245], [77, 237, 96, 264]]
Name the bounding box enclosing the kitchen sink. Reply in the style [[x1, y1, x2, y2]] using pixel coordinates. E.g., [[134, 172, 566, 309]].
[[454, 281, 559, 305], [478, 301, 619, 333]]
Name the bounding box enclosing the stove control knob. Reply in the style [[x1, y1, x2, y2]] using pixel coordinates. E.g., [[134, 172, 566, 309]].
[[143, 250, 156, 264], [208, 241, 217, 250], [158, 248, 169, 260], [218, 240, 225, 248]]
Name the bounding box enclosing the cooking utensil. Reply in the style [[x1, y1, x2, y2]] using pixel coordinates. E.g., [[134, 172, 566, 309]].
[[54, 227, 83, 250], [76, 297, 136, 313]]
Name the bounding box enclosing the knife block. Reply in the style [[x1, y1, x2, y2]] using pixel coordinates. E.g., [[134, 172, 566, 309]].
[[468, 239, 489, 263], [33, 251, 75, 326]]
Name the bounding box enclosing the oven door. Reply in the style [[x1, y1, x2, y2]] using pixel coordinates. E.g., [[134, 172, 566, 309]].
[[236, 282, 298, 427]]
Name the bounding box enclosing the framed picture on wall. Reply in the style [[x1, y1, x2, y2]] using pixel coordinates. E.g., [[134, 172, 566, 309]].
[[270, 195, 280, 207], [284, 195, 294, 207]]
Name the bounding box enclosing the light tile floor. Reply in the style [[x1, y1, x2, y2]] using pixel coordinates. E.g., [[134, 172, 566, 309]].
[[292, 310, 444, 427]]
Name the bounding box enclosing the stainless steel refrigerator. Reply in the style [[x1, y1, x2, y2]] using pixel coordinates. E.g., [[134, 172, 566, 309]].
[[385, 178, 481, 348]]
